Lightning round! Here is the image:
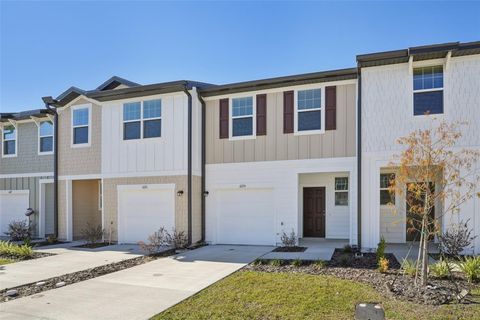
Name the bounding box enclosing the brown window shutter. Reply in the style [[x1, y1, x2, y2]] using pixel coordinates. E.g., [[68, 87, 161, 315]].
[[283, 91, 294, 133], [219, 98, 229, 139], [256, 94, 267, 135], [325, 86, 336, 130]]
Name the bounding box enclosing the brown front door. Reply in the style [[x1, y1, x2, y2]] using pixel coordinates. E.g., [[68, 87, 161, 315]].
[[303, 187, 326, 237]]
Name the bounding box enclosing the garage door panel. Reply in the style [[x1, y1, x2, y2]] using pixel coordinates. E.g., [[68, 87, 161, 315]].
[[0, 192, 30, 235], [118, 186, 175, 244], [217, 188, 274, 245]]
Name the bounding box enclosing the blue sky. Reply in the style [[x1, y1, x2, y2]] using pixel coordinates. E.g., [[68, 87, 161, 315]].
[[1, 1, 479, 112]]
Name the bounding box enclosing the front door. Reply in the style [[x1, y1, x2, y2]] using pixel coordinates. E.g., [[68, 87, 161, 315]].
[[303, 187, 326, 237], [406, 182, 435, 241]]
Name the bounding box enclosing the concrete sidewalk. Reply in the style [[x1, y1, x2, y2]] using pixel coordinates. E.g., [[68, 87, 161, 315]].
[[0, 245, 272, 320], [0, 242, 144, 290]]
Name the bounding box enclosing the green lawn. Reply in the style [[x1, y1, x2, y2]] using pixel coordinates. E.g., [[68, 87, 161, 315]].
[[153, 271, 480, 320], [0, 258, 14, 265]]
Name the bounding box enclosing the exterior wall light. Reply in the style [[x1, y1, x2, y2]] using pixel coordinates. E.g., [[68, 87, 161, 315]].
[[203, 191, 209, 197], [177, 190, 184, 197]]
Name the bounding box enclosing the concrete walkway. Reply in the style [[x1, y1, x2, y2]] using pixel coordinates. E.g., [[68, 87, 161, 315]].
[[0, 242, 144, 290], [262, 238, 348, 261], [0, 245, 272, 320]]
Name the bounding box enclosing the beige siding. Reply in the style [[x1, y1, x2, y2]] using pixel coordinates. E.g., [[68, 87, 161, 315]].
[[102, 175, 192, 242], [72, 180, 101, 240], [58, 98, 102, 176], [58, 180, 67, 240], [192, 175, 202, 243], [206, 84, 356, 164]]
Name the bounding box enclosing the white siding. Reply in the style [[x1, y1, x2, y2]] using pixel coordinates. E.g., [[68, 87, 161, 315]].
[[361, 54, 480, 251], [206, 157, 357, 245], [101, 93, 189, 176]]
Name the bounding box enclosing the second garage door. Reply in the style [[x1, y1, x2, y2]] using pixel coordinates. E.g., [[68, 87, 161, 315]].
[[0, 191, 30, 236], [117, 184, 175, 244], [216, 188, 275, 245]]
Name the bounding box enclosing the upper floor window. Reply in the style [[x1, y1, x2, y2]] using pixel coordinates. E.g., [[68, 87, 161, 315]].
[[413, 66, 443, 116], [72, 106, 90, 145], [123, 99, 161, 140], [334, 177, 348, 206], [231, 97, 254, 138], [380, 173, 395, 205], [297, 89, 322, 132], [2, 125, 16, 157], [39, 121, 54, 154]]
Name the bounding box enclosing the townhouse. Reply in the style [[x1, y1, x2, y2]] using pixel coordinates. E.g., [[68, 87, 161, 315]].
[[1, 40, 478, 253], [0, 110, 55, 238]]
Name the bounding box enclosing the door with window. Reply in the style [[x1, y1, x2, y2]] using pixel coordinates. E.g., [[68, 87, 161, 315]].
[[406, 182, 435, 241], [303, 187, 326, 237]]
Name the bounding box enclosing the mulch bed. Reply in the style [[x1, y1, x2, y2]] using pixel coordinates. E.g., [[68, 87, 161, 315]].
[[272, 246, 307, 253], [1, 249, 176, 303], [74, 242, 112, 249], [247, 249, 479, 306], [0, 251, 54, 262]]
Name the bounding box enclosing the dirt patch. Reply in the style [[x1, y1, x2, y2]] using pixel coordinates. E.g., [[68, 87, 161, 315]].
[[272, 246, 307, 253], [1, 249, 175, 303], [74, 242, 112, 249], [247, 251, 478, 306]]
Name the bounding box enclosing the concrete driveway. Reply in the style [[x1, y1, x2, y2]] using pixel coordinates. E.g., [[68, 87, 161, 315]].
[[0, 245, 272, 320], [1, 242, 144, 290]]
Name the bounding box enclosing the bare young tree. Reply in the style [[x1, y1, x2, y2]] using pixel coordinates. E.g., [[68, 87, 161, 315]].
[[388, 120, 480, 287]]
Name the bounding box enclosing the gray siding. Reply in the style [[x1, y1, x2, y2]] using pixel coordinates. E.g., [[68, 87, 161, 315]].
[[206, 83, 356, 164], [0, 121, 54, 174], [0, 176, 53, 237]]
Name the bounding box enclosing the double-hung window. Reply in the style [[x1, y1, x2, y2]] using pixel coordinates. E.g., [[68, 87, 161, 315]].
[[413, 66, 443, 115], [123, 99, 161, 140], [231, 97, 254, 138], [380, 173, 395, 205], [39, 121, 54, 154], [2, 125, 17, 157], [297, 89, 322, 132], [72, 106, 90, 145], [334, 177, 349, 206]]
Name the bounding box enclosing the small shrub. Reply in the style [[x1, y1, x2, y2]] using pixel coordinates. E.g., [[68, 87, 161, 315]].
[[47, 235, 58, 244], [252, 259, 263, 266], [280, 229, 297, 247], [4, 220, 30, 241], [439, 220, 477, 257], [376, 236, 386, 262], [429, 259, 450, 279], [138, 227, 169, 254], [313, 260, 327, 270], [339, 254, 351, 267], [457, 256, 480, 283], [80, 223, 104, 245], [377, 257, 389, 273], [0, 241, 34, 259], [166, 228, 188, 250], [343, 244, 353, 253], [269, 259, 282, 267], [291, 259, 303, 267], [401, 258, 417, 277]]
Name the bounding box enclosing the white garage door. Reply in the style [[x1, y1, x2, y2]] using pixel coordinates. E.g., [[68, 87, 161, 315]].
[[117, 184, 175, 244], [217, 188, 275, 245], [0, 191, 30, 235]]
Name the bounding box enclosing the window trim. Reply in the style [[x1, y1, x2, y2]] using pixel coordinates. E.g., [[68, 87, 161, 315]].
[[294, 87, 325, 135], [38, 120, 54, 155], [334, 177, 349, 206], [71, 104, 92, 148], [1, 124, 18, 158], [380, 173, 396, 206], [228, 96, 256, 141], [122, 99, 162, 141], [412, 64, 444, 117]]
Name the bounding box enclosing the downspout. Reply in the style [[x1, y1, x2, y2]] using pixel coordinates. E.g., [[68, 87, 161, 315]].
[[45, 102, 59, 239], [196, 91, 206, 242], [356, 66, 362, 251], [183, 87, 193, 246]]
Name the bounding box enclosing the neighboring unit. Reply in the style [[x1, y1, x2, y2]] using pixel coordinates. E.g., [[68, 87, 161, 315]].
[[0, 110, 55, 238]]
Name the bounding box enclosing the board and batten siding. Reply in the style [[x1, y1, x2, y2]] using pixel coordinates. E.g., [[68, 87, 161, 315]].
[[101, 93, 193, 175], [205, 83, 356, 164]]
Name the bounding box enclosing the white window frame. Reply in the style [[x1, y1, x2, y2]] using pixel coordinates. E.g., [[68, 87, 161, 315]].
[[229, 96, 256, 141], [38, 120, 54, 155], [412, 62, 444, 118], [1, 123, 18, 158], [122, 99, 162, 141], [294, 87, 325, 135], [380, 173, 396, 206], [334, 177, 349, 206], [71, 104, 92, 148]]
